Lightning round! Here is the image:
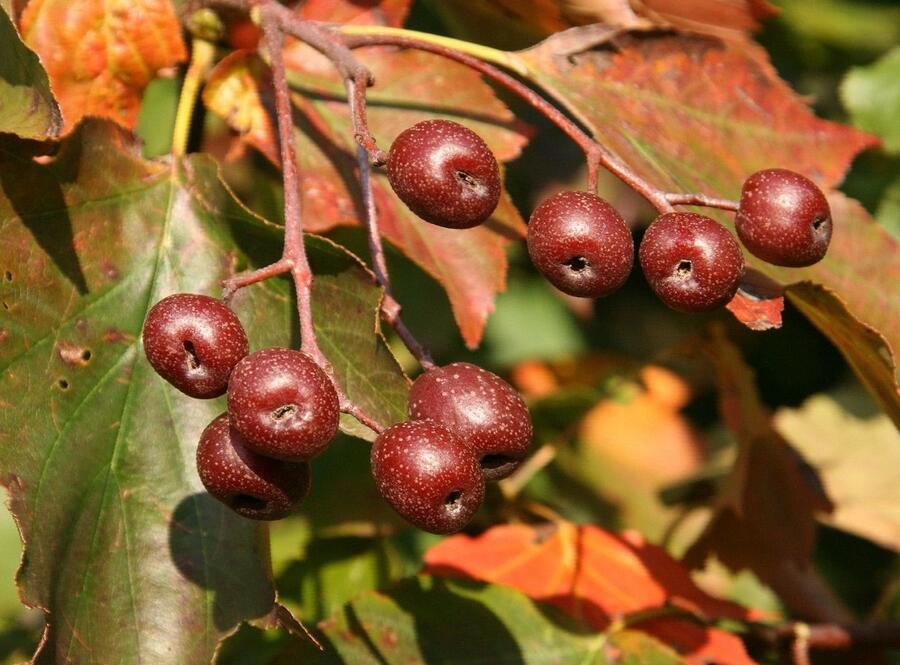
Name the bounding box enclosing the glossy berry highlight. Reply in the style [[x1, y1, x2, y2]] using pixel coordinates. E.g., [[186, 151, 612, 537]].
[[527, 191, 634, 297], [387, 119, 501, 229], [736, 168, 832, 267], [639, 212, 744, 313], [227, 348, 340, 461], [408, 362, 532, 481], [196, 414, 311, 521], [371, 420, 484, 534], [143, 293, 248, 398]]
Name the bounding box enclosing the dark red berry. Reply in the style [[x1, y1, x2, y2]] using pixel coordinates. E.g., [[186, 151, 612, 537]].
[[386, 119, 501, 229], [371, 421, 484, 534], [736, 168, 832, 266], [196, 413, 311, 520], [408, 362, 532, 481], [143, 293, 248, 398], [227, 348, 340, 461], [527, 191, 634, 297], [639, 212, 744, 313]]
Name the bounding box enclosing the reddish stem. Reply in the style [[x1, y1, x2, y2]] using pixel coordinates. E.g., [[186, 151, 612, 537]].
[[666, 192, 739, 211], [349, 119, 436, 370]]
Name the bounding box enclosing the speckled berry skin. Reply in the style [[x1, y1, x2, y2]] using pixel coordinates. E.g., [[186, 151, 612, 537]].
[[639, 212, 744, 313], [527, 191, 634, 297], [227, 348, 340, 461], [408, 362, 532, 481], [736, 168, 832, 267], [143, 293, 248, 399], [386, 119, 501, 229], [371, 421, 484, 534], [196, 414, 311, 520]]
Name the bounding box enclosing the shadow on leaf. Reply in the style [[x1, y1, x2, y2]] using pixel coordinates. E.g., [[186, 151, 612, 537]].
[[168, 492, 274, 632], [0, 136, 88, 295]]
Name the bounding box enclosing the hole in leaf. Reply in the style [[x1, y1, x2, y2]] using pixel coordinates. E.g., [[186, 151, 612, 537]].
[[58, 378, 69, 390], [182, 340, 201, 369], [2, 301, 8, 311], [4, 271, 11, 281], [81, 349, 92, 362], [232, 494, 268, 512], [444, 490, 462, 509], [271, 404, 297, 421], [675, 260, 693, 277], [564, 256, 589, 273], [812, 216, 827, 232]]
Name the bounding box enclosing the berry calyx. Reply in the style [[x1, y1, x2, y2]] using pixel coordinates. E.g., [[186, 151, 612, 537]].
[[386, 119, 501, 229], [408, 362, 532, 481], [143, 293, 248, 398], [639, 212, 744, 312], [736, 168, 832, 267], [196, 413, 311, 521], [227, 348, 340, 461], [371, 420, 484, 534], [527, 191, 634, 297]]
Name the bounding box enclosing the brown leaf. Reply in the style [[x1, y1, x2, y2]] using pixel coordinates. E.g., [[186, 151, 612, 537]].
[[425, 0, 774, 50], [20, 0, 186, 132], [684, 327, 836, 615], [425, 522, 758, 665], [775, 393, 900, 553]]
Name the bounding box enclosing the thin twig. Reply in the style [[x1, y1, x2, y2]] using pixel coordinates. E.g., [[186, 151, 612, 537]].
[[665, 193, 739, 211], [348, 106, 435, 370]]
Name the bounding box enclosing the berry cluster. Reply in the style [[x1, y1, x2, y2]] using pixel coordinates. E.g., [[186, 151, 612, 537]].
[[143, 294, 338, 520], [385, 120, 832, 312], [372, 363, 532, 534], [143, 297, 533, 534]]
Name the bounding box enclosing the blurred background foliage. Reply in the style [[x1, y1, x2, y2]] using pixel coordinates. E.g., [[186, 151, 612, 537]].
[[3, 0, 899, 662]]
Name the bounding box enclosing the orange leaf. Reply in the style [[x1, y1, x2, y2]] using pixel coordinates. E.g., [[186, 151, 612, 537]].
[[580, 366, 702, 483], [20, 0, 186, 133], [425, 522, 757, 665], [298, 0, 412, 27]]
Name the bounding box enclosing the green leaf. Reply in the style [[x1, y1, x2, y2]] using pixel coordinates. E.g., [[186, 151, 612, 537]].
[[0, 119, 407, 663], [280, 531, 438, 623], [842, 47, 900, 155], [295, 576, 684, 664], [0, 7, 61, 140], [876, 174, 900, 240]]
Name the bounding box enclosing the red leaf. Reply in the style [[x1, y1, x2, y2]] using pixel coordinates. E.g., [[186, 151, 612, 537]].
[[519, 30, 898, 417], [204, 47, 530, 348], [20, 0, 186, 132], [425, 522, 758, 665], [684, 327, 836, 617], [297, 0, 412, 27], [726, 270, 785, 331]]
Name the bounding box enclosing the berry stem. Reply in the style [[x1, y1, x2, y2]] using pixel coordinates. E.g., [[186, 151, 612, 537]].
[[259, 11, 322, 365], [349, 117, 435, 370], [222, 258, 292, 302], [256, 8, 387, 436], [665, 193, 739, 211]]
